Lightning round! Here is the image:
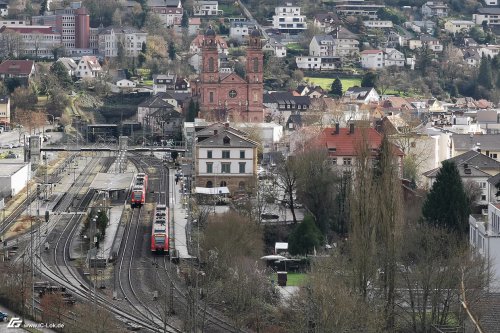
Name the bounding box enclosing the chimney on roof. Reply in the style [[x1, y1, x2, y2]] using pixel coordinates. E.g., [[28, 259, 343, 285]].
[[214, 130, 218, 135], [335, 123, 339, 135], [464, 163, 468, 169], [349, 123, 354, 134]]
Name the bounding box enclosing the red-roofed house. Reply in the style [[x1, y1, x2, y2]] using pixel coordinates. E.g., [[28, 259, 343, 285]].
[[0, 60, 35, 82], [310, 124, 404, 174], [0, 25, 61, 58], [75, 56, 102, 79]]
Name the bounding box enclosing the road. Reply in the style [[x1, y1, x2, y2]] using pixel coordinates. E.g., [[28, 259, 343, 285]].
[[237, 0, 269, 39]]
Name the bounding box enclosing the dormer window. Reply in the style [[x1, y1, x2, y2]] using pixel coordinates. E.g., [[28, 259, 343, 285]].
[[223, 136, 230, 145]]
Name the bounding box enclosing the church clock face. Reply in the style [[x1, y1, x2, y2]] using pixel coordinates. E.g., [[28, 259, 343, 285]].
[[228, 90, 237, 98]]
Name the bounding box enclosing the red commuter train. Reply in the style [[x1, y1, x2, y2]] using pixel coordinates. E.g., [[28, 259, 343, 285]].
[[151, 204, 169, 254], [131, 173, 148, 208]]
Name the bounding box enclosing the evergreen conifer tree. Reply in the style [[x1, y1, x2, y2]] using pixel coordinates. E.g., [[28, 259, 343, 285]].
[[330, 77, 343, 99], [422, 160, 470, 238]]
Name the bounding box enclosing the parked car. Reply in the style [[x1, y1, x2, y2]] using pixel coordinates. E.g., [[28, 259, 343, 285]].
[[0, 311, 8, 322], [6, 153, 19, 159], [1, 143, 12, 149]]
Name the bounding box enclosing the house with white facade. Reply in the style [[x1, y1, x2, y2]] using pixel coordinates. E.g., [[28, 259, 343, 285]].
[[421, 1, 449, 18], [473, 7, 500, 27], [75, 56, 102, 79], [272, 2, 307, 34], [313, 12, 341, 33], [98, 27, 147, 58], [153, 73, 176, 94], [229, 22, 257, 42], [469, 203, 500, 292], [295, 56, 341, 70], [195, 122, 257, 194], [343, 87, 380, 104], [262, 38, 287, 57], [424, 150, 500, 205], [408, 35, 443, 52], [360, 48, 405, 69], [444, 20, 476, 34], [193, 1, 222, 16]]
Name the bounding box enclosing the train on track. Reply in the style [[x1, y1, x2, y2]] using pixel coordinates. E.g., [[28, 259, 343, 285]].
[[151, 204, 169, 254], [130, 173, 148, 208]]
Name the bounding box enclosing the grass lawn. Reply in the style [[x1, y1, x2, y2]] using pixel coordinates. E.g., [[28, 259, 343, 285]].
[[272, 272, 308, 287], [286, 43, 304, 51], [305, 76, 362, 92]]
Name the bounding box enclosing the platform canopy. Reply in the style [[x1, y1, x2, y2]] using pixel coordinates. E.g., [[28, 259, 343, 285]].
[[90, 173, 135, 191], [194, 187, 230, 195]]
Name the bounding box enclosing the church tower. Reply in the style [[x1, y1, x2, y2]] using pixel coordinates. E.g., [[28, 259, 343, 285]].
[[245, 29, 264, 122], [199, 26, 220, 117]]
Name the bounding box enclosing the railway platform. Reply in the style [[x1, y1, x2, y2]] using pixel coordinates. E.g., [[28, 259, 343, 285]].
[[170, 168, 193, 260]]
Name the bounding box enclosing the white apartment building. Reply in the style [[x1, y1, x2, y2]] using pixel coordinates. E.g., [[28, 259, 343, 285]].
[[193, 1, 222, 16], [473, 7, 500, 26], [272, 2, 307, 33], [295, 56, 340, 70], [469, 203, 500, 292], [360, 49, 384, 69], [98, 27, 147, 58]]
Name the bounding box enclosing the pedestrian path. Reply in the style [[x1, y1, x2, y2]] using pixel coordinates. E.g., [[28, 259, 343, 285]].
[[170, 168, 192, 259]]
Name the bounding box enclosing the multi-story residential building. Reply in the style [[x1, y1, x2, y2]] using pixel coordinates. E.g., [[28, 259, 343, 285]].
[[189, 33, 228, 72], [98, 27, 147, 58], [195, 122, 257, 194], [0, 95, 10, 124], [295, 56, 341, 70], [193, 1, 222, 16], [334, 0, 385, 19], [421, 1, 449, 18], [125, 0, 183, 27], [309, 125, 404, 174], [75, 56, 102, 79], [272, 2, 307, 34], [32, 2, 92, 54], [331, 27, 360, 58], [408, 35, 443, 52], [262, 38, 287, 57], [360, 49, 384, 69], [473, 7, 500, 26], [313, 12, 341, 33], [309, 35, 335, 57], [0, 25, 62, 58], [444, 20, 476, 34], [469, 203, 500, 291], [384, 48, 405, 66]]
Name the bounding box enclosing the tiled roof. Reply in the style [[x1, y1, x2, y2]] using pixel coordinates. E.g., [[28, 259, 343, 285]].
[[191, 34, 227, 49], [196, 129, 257, 148], [312, 127, 404, 157], [0, 26, 57, 34], [196, 122, 248, 137], [448, 150, 500, 169], [0, 60, 34, 76], [361, 49, 383, 55], [80, 56, 101, 71], [478, 7, 500, 15], [453, 134, 500, 151]]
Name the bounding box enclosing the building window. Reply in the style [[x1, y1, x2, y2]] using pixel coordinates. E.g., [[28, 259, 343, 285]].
[[222, 150, 230, 158], [239, 150, 245, 159], [209, 91, 214, 103], [221, 162, 230, 173], [207, 150, 212, 158], [331, 158, 337, 165], [229, 89, 237, 98], [206, 162, 213, 173], [220, 181, 227, 187], [206, 181, 213, 188], [223, 136, 230, 145], [239, 162, 246, 173], [490, 153, 498, 159], [253, 57, 259, 72], [481, 195, 487, 201], [343, 158, 352, 165], [208, 57, 214, 71]]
